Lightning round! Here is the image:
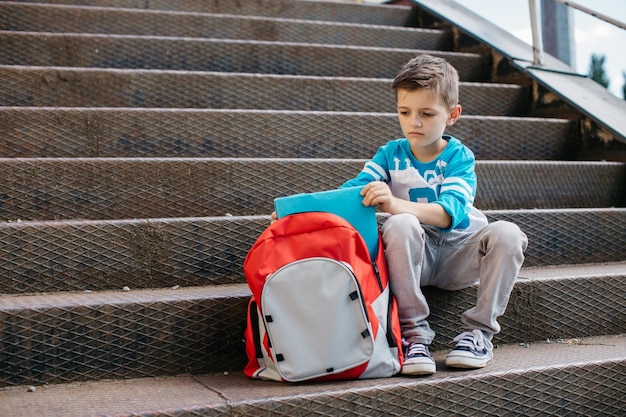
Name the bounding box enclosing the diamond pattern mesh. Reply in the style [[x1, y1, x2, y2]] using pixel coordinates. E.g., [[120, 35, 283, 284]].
[[0, 108, 572, 159], [0, 216, 267, 294], [1, 272, 624, 386], [0, 286, 251, 386], [229, 362, 625, 416], [0, 31, 489, 81], [0, 209, 624, 295], [0, 3, 445, 50], [0, 159, 622, 221], [0, 67, 528, 114], [487, 209, 626, 267], [6, 0, 416, 26]]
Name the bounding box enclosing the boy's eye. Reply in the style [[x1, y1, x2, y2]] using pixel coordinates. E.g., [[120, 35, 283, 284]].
[[422, 112, 435, 117]]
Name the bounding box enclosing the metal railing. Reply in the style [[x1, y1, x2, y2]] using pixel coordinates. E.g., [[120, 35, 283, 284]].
[[529, 0, 626, 66]]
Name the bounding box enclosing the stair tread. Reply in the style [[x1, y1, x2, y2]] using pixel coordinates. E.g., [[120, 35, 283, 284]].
[[1, 333, 624, 417]]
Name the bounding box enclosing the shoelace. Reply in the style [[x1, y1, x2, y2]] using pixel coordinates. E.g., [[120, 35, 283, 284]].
[[404, 341, 430, 358], [452, 329, 493, 351]]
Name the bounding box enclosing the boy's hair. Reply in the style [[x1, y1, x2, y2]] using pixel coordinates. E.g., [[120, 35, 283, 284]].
[[392, 54, 459, 109]]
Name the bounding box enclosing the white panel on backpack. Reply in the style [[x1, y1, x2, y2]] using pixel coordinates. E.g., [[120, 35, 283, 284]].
[[261, 257, 374, 382]]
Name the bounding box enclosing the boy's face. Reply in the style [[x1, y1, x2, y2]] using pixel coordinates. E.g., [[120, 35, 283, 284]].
[[396, 88, 461, 161]]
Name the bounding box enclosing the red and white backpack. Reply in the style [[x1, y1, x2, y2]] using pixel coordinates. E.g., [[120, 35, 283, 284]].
[[243, 211, 403, 382]]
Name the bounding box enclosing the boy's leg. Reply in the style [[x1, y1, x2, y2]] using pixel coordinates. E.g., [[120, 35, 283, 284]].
[[434, 221, 527, 367], [435, 221, 527, 335], [382, 213, 438, 375], [381, 213, 436, 345]]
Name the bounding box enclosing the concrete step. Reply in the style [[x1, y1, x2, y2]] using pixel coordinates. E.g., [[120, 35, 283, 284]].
[[0, 158, 623, 221], [2, 333, 624, 416], [3, 0, 417, 25], [1, 108, 574, 159], [0, 209, 624, 295], [0, 66, 529, 115], [0, 31, 490, 80], [1, 264, 624, 387], [0, 2, 447, 49]]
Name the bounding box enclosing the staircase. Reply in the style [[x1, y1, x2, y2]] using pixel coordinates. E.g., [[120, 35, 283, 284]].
[[0, 0, 624, 415]]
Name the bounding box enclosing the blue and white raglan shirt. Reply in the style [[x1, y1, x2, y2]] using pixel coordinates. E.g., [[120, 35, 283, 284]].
[[342, 135, 488, 233]]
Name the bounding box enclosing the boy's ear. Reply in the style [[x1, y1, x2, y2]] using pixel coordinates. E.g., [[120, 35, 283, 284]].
[[446, 104, 462, 126]]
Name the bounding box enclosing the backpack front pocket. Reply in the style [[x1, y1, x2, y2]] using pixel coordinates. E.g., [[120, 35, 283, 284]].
[[261, 257, 374, 382]]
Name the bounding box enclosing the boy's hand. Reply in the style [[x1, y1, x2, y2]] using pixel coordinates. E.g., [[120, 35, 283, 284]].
[[361, 181, 398, 213], [361, 181, 452, 228], [270, 211, 278, 224]]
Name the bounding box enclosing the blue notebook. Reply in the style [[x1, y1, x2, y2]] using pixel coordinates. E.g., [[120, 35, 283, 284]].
[[274, 186, 379, 256]]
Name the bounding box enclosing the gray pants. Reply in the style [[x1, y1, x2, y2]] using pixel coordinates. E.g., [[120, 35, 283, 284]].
[[381, 213, 528, 345]]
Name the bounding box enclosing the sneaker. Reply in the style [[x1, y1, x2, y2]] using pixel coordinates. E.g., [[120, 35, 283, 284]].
[[445, 329, 493, 369], [401, 340, 436, 376]]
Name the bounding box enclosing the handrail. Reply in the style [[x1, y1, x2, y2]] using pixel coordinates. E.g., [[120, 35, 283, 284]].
[[529, 0, 626, 66], [556, 0, 626, 30], [412, 0, 626, 142]]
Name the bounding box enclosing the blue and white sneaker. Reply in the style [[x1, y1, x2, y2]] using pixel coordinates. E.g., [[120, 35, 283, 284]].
[[401, 340, 436, 376], [445, 330, 493, 369]]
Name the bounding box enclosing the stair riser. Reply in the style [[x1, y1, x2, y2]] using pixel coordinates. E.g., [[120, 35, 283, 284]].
[[1, 274, 624, 386], [0, 67, 528, 114], [0, 3, 446, 49], [0, 210, 624, 294], [4, 0, 415, 25], [0, 32, 489, 80], [0, 109, 572, 160], [0, 160, 622, 221]]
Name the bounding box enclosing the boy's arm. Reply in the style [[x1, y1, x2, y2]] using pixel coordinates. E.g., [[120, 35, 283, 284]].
[[360, 181, 451, 228]]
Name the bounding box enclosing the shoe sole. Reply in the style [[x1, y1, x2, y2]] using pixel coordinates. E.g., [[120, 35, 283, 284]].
[[445, 355, 491, 369], [400, 362, 436, 376]]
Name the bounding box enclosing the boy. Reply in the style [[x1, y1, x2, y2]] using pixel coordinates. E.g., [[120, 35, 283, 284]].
[[341, 54, 528, 376]]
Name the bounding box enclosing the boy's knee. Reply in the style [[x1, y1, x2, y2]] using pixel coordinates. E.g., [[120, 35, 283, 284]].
[[485, 221, 528, 253], [382, 213, 422, 238]]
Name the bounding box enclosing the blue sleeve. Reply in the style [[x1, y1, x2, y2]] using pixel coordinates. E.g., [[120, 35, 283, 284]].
[[341, 144, 392, 188], [434, 147, 477, 231]]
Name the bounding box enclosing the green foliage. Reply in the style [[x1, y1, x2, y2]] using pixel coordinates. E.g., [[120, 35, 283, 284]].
[[588, 53, 610, 89]]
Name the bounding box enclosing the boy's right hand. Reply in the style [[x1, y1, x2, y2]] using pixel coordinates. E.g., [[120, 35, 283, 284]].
[[361, 181, 397, 213], [271, 211, 278, 224]]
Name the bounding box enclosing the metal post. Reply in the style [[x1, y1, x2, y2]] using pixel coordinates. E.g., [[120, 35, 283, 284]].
[[542, 0, 574, 66], [529, 0, 545, 66]]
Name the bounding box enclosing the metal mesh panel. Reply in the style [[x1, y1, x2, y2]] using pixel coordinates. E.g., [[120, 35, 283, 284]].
[[0, 210, 624, 295], [0, 67, 528, 114], [0, 3, 446, 50], [0, 108, 572, 160], [6, 0, 416, 26], [0, 216, 267, 293], [1, 270, 624, 386], [0, 31, 489, 81], [487, 208, 626, 267], [430, 270, 626, 349], [0, 285, 251, 386], [0, 159, 622, 221]]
